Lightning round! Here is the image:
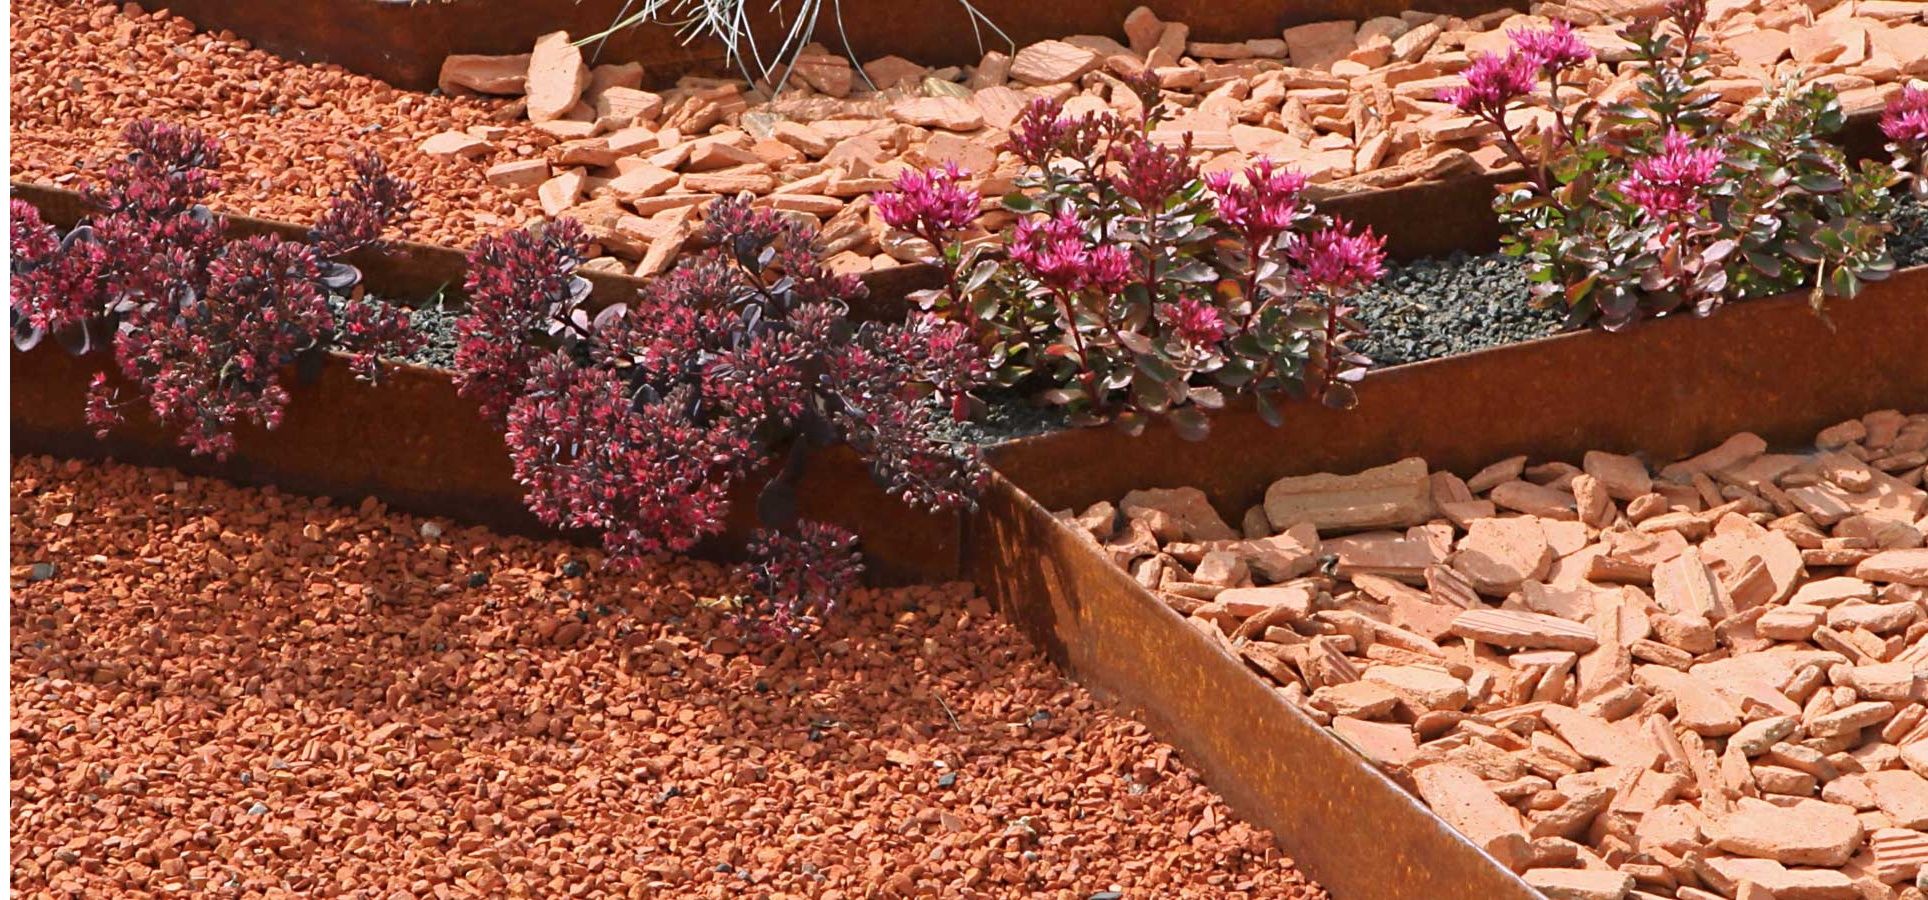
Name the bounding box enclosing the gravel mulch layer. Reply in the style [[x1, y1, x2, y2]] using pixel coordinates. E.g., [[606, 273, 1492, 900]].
[[9, 456, 1327, 899], [1893, 192, 1928, 271], [1354, 251, 1563, 368], [1072, 410, 1928, 898], [8, 0, 547, 247], [1356, 195, 1928, 369]]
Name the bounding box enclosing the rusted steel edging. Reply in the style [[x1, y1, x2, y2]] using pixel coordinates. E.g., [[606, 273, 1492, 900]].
[[969, 267, 1927, 899], [967, 471, 1540, 899], [14, 96, 1892, 271], [148, 0, 1525, 92], [986, 265, 1928, 519], [9, 347, 963, 586]]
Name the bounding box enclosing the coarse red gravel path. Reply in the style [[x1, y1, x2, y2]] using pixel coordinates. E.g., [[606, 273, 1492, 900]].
[[9, 456, 1327, 899], [9, 0, 547, 247]]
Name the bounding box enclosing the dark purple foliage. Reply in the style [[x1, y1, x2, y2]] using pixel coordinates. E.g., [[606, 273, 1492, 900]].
[[457, 194, 989, 636], [451, 218, 593, 423], [8, 119, 422, 458], [731, 522, 865, 640]]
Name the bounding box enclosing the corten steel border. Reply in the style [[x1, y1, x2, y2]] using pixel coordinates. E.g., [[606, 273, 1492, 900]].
[[968, 269, 1928, 899], [147, 0, 1524, 92], [9, 347, 965, 585], [968, 470, 1542, 899], [984, 266, 1928, 516]]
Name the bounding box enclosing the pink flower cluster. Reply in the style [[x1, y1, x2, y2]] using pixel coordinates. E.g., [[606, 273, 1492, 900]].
[[1010, 209, 1132, 294], [504, 354, 743, 561], [1510, 21, 1593, 74], [1205, 159, 1309, 246], [13, 119, 420, 458], [874, 162, 978, 244], [1441, 24, 1590, 119], [1620, 131, 1725, 220], [1008, 97, 1077, 166], [1883, 85, 1928, 148], [1440, 51, 1538, 119], [1109, 134, 1198, 210], [1290, 224, 1388, 296], [734, 523, 865, 640], [1163, 298, 1229, 348], [454, 218, 592, 423]]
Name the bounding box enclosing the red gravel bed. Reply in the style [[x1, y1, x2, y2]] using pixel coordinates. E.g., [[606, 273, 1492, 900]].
[[9, 0, 546, 247], [9, 455, 1326, 899]]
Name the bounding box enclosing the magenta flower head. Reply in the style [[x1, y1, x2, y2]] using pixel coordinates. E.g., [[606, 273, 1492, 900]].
[[1206, 159, 1310, 247], [1509, 21, 1593, 75], [1085, 244, 1134, 295], [1109, 134, 1199, 211], [1619, 130, 1724, 220], [1289, 221, 1387, 296], [1163, 298, 1228, 347], [1440, 51, 1538, 119], [1008, 97, 1074, 166], [875, 162, 978, 242], [1882, 85, 1928, 148], [1011, 208, 1096, 292]]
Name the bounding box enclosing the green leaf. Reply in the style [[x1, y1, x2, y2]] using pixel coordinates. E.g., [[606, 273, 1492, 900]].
[[1793, 173, 1844, 193], [1167, 406, 1211, 442]]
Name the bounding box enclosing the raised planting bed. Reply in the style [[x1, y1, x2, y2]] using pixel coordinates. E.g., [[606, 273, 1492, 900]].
[[16, 0, 1916, 269], [8, 456, 1330, 898], [124, 0, 1528, 91], [970, 268, 1928, 899], [402, 1, 1918, 270], [1029, 410, 1928, 898]]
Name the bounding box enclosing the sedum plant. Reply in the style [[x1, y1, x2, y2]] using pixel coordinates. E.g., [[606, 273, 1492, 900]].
[[878, 87, 1386, 439], [8, 119, 421, 459], [1450, 3, 1897, 329], [453, 195, 988, 638], [1884, 84, 1928, 200]]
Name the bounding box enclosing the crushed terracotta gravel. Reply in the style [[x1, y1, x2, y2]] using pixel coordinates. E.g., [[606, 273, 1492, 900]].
[[9, 0, 547, 247], [1082, 410, 1928, 898], [9, 455, 1326, 899]]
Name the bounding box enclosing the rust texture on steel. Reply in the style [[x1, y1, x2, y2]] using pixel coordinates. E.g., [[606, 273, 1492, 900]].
[[154, 0, 1518, 91], [972, 271, 1925, 897], [968, 472, 1540, 900], [989, 267, 1928, 519], [11, 348, 963, 586]]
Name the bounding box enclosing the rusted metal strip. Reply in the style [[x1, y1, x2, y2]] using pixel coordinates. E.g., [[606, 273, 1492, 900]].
[[154, 0, 1521, 92], [10, 347, 963, 585], [971, 268, 1925, 898], [989, 266, 1928, 519], [967, 471, 1540, 899], [17, 88, 1892, 269]]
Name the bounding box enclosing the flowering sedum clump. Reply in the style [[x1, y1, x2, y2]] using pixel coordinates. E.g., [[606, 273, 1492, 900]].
[[8, 119, 421, 458], [878, 81, 1386, 438], [454, 195, 988, 638], [1450, 0, 1897, 329]]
